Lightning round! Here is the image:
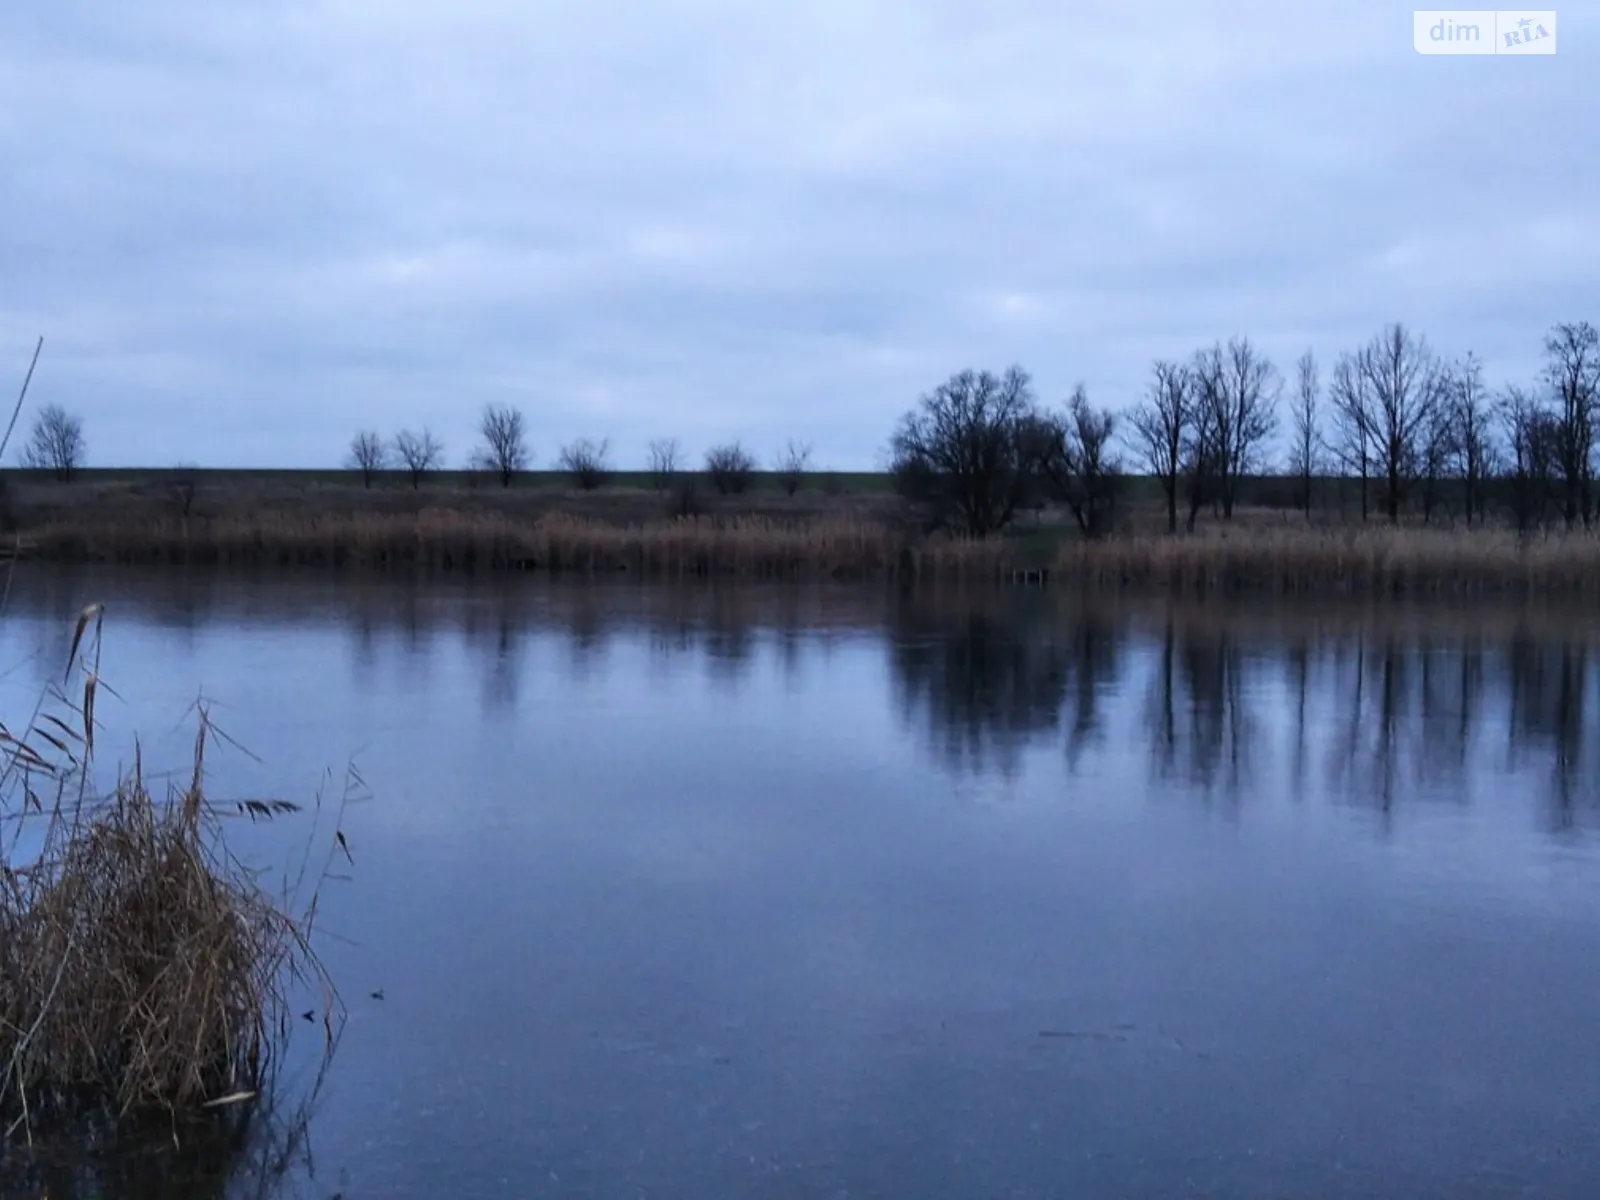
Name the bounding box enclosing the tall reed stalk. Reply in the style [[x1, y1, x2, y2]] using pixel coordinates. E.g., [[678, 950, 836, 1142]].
[[0, 602, 350, 1148]]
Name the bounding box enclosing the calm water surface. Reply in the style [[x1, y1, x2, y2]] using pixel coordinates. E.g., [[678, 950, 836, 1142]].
[[3, 566, 1600, 1199]]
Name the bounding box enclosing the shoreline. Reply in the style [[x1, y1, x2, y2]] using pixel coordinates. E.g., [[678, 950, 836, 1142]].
[[9, 507, 1600, 596]]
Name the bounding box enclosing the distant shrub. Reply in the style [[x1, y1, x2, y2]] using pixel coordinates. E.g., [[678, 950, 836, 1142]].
[[558, 438, 613, 491], [705, 442, 756, 495]]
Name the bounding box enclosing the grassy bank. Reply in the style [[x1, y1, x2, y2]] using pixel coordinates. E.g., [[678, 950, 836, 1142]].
[[8, 473, 1600, 594], [17, 506, 1600, 594], [1057, 524, 1600, 596], [20, 509, 1011, 580]]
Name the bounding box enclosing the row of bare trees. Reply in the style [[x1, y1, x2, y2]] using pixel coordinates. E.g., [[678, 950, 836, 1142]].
[[1124, 319, 1599, 533], [347, 406, 817, 496], [888, 319, 1595, 539], [1126, 336, 1281, 534], [886, 366, 1122, 537]]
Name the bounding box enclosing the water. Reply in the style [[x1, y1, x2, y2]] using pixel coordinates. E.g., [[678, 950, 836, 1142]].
[[3, 566, 1600, 1198]]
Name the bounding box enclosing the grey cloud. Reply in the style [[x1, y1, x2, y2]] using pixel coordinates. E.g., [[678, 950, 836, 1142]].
[[1, 0, 1594, 468]]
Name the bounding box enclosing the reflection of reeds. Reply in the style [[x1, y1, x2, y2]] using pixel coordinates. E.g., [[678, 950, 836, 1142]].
[[1056, 526, 1600, 596], [25, 510, 1013, 580], [0, 606, 346, 1150]]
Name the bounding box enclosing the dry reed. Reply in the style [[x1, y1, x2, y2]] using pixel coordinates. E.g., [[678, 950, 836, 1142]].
[[0, 605, 345, 1141], [23, 509, 1012, 581], [1055, 524, 1600, 596], [24, 506, 1600, 595]]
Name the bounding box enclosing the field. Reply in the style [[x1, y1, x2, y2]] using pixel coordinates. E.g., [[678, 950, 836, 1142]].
[[3, 467, 1598, 595]]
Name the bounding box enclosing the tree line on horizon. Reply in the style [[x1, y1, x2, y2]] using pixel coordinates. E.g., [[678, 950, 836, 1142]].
[[887, 318, 1599, 539], [13, 318, 1598, 540]]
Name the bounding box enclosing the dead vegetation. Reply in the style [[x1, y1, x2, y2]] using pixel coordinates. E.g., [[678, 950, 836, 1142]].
[[11, 467, 1600, 594], [1055, 522, 1600, 596], [17, 501, 1600, 595], [0, 603, 349, 1146], [19, 509, 1010, 580]]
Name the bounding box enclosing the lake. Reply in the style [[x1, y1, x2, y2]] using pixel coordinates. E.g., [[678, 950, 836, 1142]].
[[3, 566, 1599, 1199]]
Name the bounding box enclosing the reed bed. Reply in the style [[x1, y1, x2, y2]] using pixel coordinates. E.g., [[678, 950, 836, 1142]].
[[0, 607, 344, 1142], [24, 506, 1600, 595], [1055, 524, 1600, 596], [23, 509, 1013, 581]]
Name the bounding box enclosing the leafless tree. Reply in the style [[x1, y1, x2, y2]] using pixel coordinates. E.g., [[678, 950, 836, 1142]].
[[1502, 384, 1559, 532], [704, 442, 757, 496], [1447, 352, 1497, 528], [1289, 350, 1319, 519], [22, 403, 85, 481], [1191, 336, 1279, 519], [1355, 323, 1446, 524], [1181, 399, 1221, 532], [774, 438, 813, 497], [888, 366, 1038, 536], [1328, 352, 1374, 522], [347, 430, 387, 488], [392, 428, 445, 490], [647, 438, 682, 491], [558, 438, 612, 490], [472, 404, 529, 487], [1035, 386, 1122, 539], [1418, 401, 1456, 524], [1128, 360, 1191, 534], [168, 463, 199, 517], [1543, 320, 1600, 527]]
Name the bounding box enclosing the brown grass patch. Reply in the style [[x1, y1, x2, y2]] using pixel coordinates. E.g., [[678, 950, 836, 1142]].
[[1055, 524, 1600, 596], [20, 493, 1600, 596], [0, 607, 345, 1142], [22, 509, 1012, 581]]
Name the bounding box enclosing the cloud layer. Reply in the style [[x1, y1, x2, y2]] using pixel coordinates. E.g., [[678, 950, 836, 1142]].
[[2, 1, 1594, 468]]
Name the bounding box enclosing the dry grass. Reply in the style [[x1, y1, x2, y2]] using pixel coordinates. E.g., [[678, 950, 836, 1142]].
[[1055, 524, 1600, 596], [20, 496, 1600, 595], [22, 509, 1012, 581], [0, 605, 345, 1142]]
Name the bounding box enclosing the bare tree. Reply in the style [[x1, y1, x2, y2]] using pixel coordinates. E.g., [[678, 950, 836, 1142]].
[[704, 442, 757, 496], [1328, 352, 1374, 522], [557, 438, 612, 490], [1447, 352, 1497, 528], [1191, 336, 1279, 519], [1502, 384, 1558, 532], [1128, 360, 1191, 534], [774, 438, 813, 497], [1181, 398, 1220, 532], [1543, 320, 1600, 528], [1289, 350, 1319, 519], [168, 463, 199, 517], [1035, 386, 1122, 538], [22, 403, 85, 481], [347, 430, 387, 488], [888, 366, 1038, 536], [473, 404, 529, 487], [647, 438, 682, 491], [392, 428, 445, 490], [1355, 323, 1446, 524], [1418, 401, 1456, 524]]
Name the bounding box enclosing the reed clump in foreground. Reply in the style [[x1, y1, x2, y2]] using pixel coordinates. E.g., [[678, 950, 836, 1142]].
[[1056, 523, 1600, 596], [0, 608, 343, 1141]]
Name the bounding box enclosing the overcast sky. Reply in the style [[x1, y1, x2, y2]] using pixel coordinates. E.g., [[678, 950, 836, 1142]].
[[2, 1, 1594, 470]]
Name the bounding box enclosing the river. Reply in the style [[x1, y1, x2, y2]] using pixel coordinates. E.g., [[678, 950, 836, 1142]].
[[2, 566, 1598, 1199]]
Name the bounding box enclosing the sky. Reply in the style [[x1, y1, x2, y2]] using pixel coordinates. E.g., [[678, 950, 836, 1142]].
[[1, 1, 1595, 471]]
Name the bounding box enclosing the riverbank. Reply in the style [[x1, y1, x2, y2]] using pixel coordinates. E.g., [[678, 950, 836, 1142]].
[[13, 507, 1600, 594], [5, 474, 1599, 594]]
